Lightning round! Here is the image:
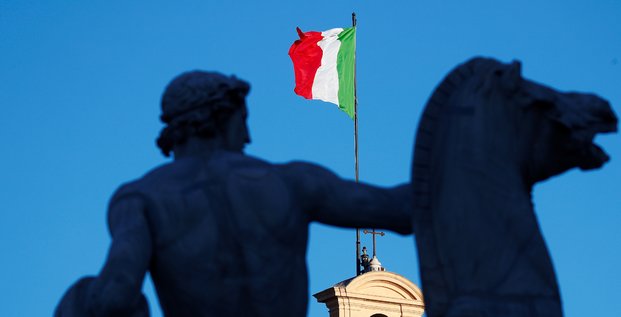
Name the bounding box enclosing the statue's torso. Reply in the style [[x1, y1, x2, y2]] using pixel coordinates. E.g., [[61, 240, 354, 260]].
[[115, 151, 310, 316]]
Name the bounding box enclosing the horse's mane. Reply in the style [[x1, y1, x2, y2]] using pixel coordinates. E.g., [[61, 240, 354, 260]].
[[411, 57, 519, 316], [426, 58, 500, 110], [412, 57, 506, 208]]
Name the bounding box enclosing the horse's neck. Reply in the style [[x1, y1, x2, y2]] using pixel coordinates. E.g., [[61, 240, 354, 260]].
[[447, 98, 532, 209], [458, 165, 532, 212], [438, 144, 534, 217]]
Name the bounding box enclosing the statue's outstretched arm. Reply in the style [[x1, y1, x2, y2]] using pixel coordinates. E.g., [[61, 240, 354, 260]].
[[55, 193, 152, 317], [280, 162, 413, 235]]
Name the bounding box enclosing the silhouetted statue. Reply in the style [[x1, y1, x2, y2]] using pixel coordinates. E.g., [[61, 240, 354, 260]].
[[55, 71, 412, 317], [411, 57, 617, 317]]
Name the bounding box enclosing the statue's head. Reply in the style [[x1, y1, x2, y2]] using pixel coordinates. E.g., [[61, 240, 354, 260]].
[[156, 71, 251, 157]]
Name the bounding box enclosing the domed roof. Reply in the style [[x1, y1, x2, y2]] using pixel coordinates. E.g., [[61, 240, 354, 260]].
[[314, 271, 425, 317], [331, 271, 423, 301], [369, 255, 382, 271]]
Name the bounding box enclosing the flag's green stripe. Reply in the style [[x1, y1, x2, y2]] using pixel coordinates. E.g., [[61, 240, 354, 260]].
[[336, 27, 356, 120]]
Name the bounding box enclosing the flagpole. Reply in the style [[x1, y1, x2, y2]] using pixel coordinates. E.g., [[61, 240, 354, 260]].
[[352, 12, 361, 276]]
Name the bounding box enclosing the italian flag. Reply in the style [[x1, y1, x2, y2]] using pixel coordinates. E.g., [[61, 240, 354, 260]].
[[289, 27, 356, 119]]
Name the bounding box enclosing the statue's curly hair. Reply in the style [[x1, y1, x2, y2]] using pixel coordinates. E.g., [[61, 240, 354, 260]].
[[156, 71, 250, 157]]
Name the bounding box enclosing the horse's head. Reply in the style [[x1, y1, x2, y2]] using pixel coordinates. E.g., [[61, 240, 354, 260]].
[[460, 58, 617, 184], [412, 58, 617, 316]]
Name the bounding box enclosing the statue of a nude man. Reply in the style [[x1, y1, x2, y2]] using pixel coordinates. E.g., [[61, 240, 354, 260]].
[[55, 71, 412, 317]]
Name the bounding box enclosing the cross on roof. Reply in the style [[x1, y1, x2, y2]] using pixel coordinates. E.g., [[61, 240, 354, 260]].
[[363, 229, 385, 257]]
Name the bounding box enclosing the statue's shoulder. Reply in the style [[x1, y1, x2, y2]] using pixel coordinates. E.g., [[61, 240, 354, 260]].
[[226, 155, 331, 184], [225, 151, 271, 168], [109, 152, 274, 198], [107, 152, 309, 205], [107, 179, 148, 208], [273, 160, 336, 183], [219, 151, 279, 178], [107, 159, 191, 204]]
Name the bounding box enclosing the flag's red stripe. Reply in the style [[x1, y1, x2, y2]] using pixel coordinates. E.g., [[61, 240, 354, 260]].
[[288, 28, 323, 99]]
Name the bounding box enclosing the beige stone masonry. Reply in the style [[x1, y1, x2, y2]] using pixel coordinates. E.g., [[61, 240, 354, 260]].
[[314, 271, 425, 317]]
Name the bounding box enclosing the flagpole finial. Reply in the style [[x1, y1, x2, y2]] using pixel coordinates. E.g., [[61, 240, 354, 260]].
[[295, 27, 305, 38], [352, 12, 357, 27]]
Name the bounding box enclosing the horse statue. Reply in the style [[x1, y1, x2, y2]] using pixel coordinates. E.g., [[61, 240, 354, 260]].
[[411, 57, 617, 317]]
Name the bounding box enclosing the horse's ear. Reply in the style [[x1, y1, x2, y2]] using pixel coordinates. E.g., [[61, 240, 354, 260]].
[[502, 60, 522, 92]]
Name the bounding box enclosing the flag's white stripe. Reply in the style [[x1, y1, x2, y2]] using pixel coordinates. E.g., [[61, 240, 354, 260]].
[[312, 28, 343, 106]]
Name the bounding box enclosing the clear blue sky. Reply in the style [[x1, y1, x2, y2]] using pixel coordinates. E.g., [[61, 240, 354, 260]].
[[1, 1, 619, 316]]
